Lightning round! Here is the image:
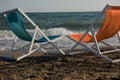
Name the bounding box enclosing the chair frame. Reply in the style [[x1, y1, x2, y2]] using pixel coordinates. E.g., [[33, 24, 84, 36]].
[[68, 4, 120, 63], [2, 8, 65, 61]]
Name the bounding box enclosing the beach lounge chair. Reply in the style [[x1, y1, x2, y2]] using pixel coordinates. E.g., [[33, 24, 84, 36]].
[[1, 8, 65, 61], [68, 4, 120, 63]]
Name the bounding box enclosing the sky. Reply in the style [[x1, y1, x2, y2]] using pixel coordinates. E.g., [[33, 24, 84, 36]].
[[0, 0, 120, 12]]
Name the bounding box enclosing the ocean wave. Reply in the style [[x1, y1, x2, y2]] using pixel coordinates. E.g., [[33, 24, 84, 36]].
[[0, 28, 78, 39], [43, 28, 75, 35], [0, 28, 119, 51]]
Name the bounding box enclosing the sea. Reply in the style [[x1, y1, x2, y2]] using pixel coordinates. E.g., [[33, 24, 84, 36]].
[[0, 12, 119, 51]]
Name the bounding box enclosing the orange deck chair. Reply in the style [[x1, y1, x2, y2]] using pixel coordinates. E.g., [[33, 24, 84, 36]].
[[68, 4, 120, 63]]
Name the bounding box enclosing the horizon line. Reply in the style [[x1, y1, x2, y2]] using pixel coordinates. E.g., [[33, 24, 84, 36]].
[[25, 10, 101, 13]]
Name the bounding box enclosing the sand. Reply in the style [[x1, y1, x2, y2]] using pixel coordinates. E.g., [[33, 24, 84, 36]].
[[0, 50, 120, 80]]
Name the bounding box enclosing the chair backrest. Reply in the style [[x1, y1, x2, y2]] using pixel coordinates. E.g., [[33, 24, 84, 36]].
[[6, 11, 33, 41], [69, 6, 120, 43], [96, 6, 120, 41]]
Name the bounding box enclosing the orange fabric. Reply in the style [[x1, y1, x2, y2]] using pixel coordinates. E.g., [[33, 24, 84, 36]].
[[107, 6, 120, 10], [69, 7, 120, 43], [69, 34, 92, 43], [96, 9, 120, 41]]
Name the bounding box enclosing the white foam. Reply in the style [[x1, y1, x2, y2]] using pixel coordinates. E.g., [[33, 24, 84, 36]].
[[0, 28, 120, 51], [43, 28, 76, 35], [0, 28, 81, 39], [0, 30, 14, 40], [0, 28, 75, 50]]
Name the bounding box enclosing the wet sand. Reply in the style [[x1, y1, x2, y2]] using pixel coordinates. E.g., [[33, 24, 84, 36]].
[[0, 50, 120, 80]]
